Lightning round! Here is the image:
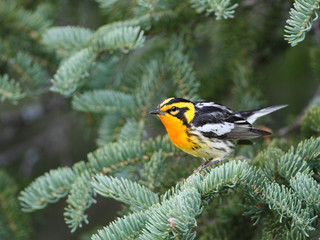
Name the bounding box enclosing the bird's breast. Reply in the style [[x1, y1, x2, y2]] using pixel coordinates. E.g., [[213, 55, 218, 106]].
[[158, 114, 195, 151]]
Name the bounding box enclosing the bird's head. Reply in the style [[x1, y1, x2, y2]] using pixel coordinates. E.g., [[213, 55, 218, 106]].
[[149, 97, 195, 125]]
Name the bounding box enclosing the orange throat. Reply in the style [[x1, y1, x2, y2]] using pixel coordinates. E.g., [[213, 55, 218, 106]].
[[158, 114, 194, 151]]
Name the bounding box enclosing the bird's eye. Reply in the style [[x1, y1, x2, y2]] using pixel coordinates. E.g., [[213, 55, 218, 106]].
[[171, 106, 177, 111]]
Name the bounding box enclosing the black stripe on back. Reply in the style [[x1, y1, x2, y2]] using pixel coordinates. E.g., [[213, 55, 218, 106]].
[[197, 106, 225, 114]]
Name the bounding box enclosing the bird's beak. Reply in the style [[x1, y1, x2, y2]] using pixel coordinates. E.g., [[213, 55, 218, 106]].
[[149, 109, 163, 115]]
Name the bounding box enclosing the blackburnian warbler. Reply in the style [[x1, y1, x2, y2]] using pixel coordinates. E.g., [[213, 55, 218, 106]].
[[150, 98, 287, 171]]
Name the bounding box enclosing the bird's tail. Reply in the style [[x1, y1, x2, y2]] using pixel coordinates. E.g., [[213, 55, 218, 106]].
[[240, 105, 288, 124]]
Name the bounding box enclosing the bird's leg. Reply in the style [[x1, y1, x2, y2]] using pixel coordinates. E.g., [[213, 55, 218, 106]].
[[194, 158, 223, 174], [201, 158, 223, 168]]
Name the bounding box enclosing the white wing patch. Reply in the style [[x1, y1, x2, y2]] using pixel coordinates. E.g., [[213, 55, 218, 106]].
[[197, 122, 235, 136], [196, 102, 217, 108], [196, 102, 230, 112], [234, 119, 247, 124], [197, 102, 228, 109]]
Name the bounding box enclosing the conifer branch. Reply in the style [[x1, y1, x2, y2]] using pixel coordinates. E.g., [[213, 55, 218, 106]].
[[242, 168, 268, 201], [7, 0, 320, 238], [89, 23, 145, 53], [138, 188, 202, 240], [91, 161, 261, 239], [138, 9, 179, 30], [18, 167, 77, 211], [190, 0, 238, 19], [45, 24, 145, 97], [142, 150, 167, 190], [15, 4, 52, 34], [255, 147, 285, 180], [0, 74, 25, 104], [301, 105, 320, 136], [95, 0, 123, 10], [290, 172, 320, 213], [0, 171, 32, 239], [263, 182, 316, 236], [133, 60, 164, 115], [18, 136, 174, 216], [87, 56, 120, 89], [50, 48, 96, 96], [0, 1, 52, 39], [284, 0, 320, 46], [88, 135, 176, 175], [18, 137, 320, 237], [166, 38, 200, 101], [64, 172, 96, 233], [241, 169, 269, 224], [91, 188, 201, 240], [183, 160, 250, 200], [132, 39, 200, 115], [92, 174, 159, 211], [72, 90, 135, 114], [277, 150, 311, 181], [42, 26, 94, 57], [13, 52, 48, 91], [143, 135, 178, 156], [294, 136, 320, 169], [96, 114, 124, 146], [117, 118, 146, 141], [87, 139, 146, 174], [133, 0, 183, 30], [91, 211, 148, 240]]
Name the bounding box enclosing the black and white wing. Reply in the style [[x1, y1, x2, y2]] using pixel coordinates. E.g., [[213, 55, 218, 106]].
[[239, 105, 288, 124], [192, 102, 271, 140]]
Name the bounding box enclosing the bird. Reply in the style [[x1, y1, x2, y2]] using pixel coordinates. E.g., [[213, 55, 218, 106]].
[[149, 97, 287, 172]]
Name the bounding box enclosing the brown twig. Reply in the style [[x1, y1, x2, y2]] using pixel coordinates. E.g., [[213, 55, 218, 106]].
[[278, 84, 320, 136]]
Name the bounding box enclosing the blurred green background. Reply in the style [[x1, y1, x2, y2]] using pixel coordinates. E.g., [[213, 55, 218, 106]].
[[1, 0, 320, 239]]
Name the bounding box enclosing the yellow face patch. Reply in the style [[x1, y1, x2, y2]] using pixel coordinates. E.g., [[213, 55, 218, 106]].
[[153, 98, 197, 153], [159, 98, 174, 108], [159, 101, 195, 124], [170, 109, 179, 115]]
